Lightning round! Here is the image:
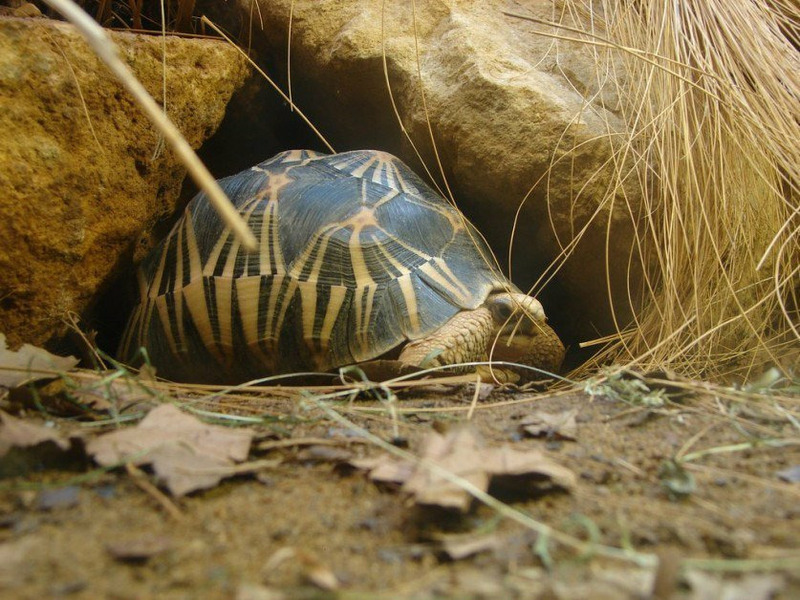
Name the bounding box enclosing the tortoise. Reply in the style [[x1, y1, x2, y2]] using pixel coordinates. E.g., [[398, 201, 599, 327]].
[[119, 150, 565, 384]]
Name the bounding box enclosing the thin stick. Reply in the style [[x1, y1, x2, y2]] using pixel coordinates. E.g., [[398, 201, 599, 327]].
[[125, 462, 184, 521], [42, 0, 257, 251]]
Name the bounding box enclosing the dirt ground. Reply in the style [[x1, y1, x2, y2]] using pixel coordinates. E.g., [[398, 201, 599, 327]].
[[1, 372, 799, 599]]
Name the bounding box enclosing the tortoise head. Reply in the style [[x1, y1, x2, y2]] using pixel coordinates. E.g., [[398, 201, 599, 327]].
[[485, 292, 565, 377]]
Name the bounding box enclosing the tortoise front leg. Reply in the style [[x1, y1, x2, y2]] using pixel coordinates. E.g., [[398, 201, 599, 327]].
[[398, 307, 495, 371]]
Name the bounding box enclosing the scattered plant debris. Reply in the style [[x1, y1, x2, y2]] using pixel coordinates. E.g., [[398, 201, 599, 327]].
[[0, 334, 78, 389], [0, 411, 71, 456], [585, 369, 670, 408], [87, 404, 255, 496], [0, 411, 86, 476], [352, 425, 575, 512]]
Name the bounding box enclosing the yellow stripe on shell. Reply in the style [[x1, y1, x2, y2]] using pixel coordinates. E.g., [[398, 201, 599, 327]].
[[155, 294, 178, 356], [353, 284, 377, 360], [213, 276, 234, 351], [418, 257, 471, 306], [234, 275, 261, 346], [148, 229, 170, 299], [202, 227, 230, 277], [297, 280, 318, 344], [174, 218, 186, 351], [183, 208, 203, 282], [182, 277, 223, 366], [320, 284, 348, 351], [396, 272, 420, 335], [263, 275, 298, 342]]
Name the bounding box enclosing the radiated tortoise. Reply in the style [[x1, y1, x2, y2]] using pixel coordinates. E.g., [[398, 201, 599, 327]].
[[119, 150, 565, 383]]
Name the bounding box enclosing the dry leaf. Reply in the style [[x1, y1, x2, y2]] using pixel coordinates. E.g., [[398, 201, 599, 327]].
[[349, 454, 414, 484], [0, 334, 78, 388], [87, 404, 254, 496], [68, 374, 157, 413], [402, 427, 489, 511], [0, 411, 70, 456], [520, 408, 578, 440], [353, 425, 575, 512], [485, 445, 577, 491], [0, 412, 84, 476]]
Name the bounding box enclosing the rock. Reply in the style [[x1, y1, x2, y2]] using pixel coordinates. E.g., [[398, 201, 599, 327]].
[[0, 17, 249, 348], [238, 0, 642, 344]]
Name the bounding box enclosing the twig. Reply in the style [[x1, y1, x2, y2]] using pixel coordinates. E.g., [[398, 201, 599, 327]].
[[257, 437, 369, 451], [41, 0, 257, 251], [125, 462, 184, 521]]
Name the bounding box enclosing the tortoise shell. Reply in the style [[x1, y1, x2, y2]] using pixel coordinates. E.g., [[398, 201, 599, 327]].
[[119, 150, 515, 383]]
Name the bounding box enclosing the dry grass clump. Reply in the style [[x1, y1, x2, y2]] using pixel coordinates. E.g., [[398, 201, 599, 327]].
[[571, 0, 799, 381], [74, 0, 199, 32]]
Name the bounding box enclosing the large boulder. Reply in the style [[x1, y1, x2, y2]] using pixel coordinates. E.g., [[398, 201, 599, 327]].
[[240, 0, 642, 346], [0, 17, 249, 348]]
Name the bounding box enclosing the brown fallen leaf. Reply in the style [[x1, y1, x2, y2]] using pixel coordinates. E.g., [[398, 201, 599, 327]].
[[87, 404, 254, 496], [0, 412, 85, 476], [349, 454, 415, 485], [485, 445, 577, 491], [402, 426, 490, 511], [520, 408, 578, 440], [64, 372, 157, 413], [0, 334, 79, 388], [353, 425, 575, 512], [0, 411, 70, 456]]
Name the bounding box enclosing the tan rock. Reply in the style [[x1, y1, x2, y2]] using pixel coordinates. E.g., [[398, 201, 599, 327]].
[[0, 17, 249, 347], [241, 0, 642, 344]]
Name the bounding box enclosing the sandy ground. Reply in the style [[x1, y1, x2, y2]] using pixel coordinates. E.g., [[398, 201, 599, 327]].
[[1, 374, 798, 599]]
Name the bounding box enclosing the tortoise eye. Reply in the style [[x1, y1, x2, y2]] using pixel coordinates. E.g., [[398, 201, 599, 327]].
[[489, 296, 515, 323]]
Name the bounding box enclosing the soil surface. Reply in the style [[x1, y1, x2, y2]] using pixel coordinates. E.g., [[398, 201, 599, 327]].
[[1, 372, 798, 599]]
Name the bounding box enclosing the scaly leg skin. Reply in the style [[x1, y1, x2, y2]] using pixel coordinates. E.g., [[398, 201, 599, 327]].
[[398, 305, 565, 382], [398, 307, 494, 373]]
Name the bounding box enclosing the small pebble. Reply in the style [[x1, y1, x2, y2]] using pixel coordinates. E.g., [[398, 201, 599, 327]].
[[36, 486, 80, 511]]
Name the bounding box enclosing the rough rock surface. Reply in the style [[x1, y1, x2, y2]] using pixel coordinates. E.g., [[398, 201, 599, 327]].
[[0, 17, 249, 348], [242, 0, 642, 345]]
